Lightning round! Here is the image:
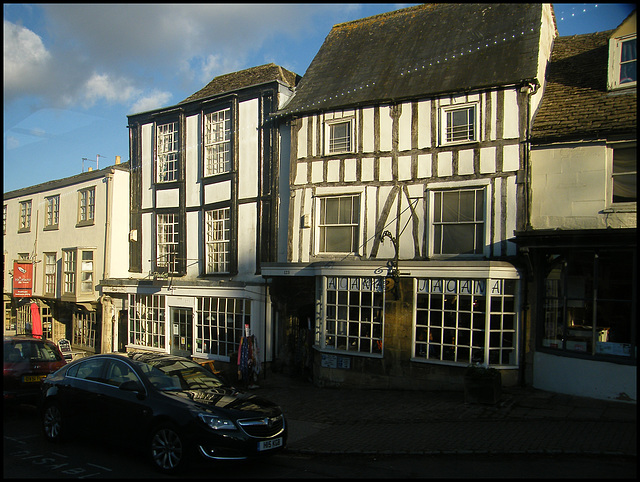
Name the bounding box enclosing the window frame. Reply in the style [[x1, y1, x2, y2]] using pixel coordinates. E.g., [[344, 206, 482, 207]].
[[607, 142, 637, 208], [77, 187, 95, 226], [45, 194, 60, 230], [128, 294, 166, 350], [62, 249, 76, 295], [324, 117, 355, 155], [80, 250, 95, 294], [155, 119, 180, 184], [203, 107, 232, 177], [317, 276, 386, 357], [315, 193, 362, 256], [195, 296, 249, 361], [43, 252, 57, 297], [439, 102, 480, 146], [204, 207, 231, 274], [19, 200, 32, 232], [608, 34, 637, 90], [412, 277, 519, 368], [156, 212, 180, 274], [428, 184, 488, 258]]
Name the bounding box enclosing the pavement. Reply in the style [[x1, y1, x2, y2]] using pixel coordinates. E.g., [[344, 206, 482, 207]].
[[247, 371, 637, 457]]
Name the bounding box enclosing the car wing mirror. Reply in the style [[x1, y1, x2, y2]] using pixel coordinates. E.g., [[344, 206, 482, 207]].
[[119, 380, 144, 393]]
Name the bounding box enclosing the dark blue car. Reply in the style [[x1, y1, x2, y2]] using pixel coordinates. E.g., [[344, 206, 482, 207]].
[[41, 352, 286, 473]]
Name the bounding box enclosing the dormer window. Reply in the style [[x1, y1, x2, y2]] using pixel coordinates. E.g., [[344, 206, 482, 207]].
[[608, 34, 637, 90]]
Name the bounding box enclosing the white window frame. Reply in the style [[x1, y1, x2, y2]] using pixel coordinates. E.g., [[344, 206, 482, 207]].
[[204, 207, 230, 274], [128, 294, 166, 350], [412, 278, 519, 367], [3, 205, 7, 234], [80, 250, 94, 293], [63, 249, 76, 295], [315, 193, 362, 255], [45, 195, 60, 228], [428, 182, 489, 258], [157, 213, 179, 273], [439, 102, 480, 146], [607, 143, 637, 209], [78, 187, 95, 224], [44, 252, 57, 296], [156, 121, 179, 183], [608, 34, 637, 90], [19, 200, 32, 231], [318, 276, 385, 357], [325, 117, 355, 154], [196, 297, 249, 360], [203, 108, 231, 176]]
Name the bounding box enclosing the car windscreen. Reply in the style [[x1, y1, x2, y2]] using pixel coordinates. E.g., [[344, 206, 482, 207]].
[[4, 341, 63, 363], [133, 358, 225, 391]]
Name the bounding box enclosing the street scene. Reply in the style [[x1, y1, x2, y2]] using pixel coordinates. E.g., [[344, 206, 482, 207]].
[[4, 3, 637, 478]]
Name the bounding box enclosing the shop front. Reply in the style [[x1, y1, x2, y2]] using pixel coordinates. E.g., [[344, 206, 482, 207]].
[[264, 260, 523, 390]]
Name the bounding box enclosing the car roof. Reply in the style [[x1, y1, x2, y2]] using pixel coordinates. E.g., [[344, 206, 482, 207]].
[[5, 336, 54, 343]]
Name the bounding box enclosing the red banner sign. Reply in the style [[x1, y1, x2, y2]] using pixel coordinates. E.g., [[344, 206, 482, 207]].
[[13, 261, 33, 297]]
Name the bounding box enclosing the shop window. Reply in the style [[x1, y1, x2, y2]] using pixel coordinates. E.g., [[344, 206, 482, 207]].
[[542, 250, 636, 359], [196, 297, 249, 359], [129, 294, 166, 349], [414, 278, 518, 367], [203, 108, 231, 176], [430, 187, 485, 256], [73, 310, 96, 350], [318, 276, 385, 355]]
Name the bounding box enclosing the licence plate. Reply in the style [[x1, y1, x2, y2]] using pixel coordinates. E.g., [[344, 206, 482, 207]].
[[23, 375, 46, 383], [257, 437, 282, 452]]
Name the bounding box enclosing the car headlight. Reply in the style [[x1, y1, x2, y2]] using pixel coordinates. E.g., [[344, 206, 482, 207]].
[[198, 413, 237, 431]]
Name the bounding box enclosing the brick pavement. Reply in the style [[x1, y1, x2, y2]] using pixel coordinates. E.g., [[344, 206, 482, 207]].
[[249, 371, 637, 457]]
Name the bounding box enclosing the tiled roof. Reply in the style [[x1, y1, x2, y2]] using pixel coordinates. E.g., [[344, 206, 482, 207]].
[[531, 31, 637, 142], [180, 63, 300, 104], [279, 3, 546, 116]]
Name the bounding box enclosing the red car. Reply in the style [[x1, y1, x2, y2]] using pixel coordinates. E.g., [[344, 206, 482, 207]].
[[4, 336, 67, 405]]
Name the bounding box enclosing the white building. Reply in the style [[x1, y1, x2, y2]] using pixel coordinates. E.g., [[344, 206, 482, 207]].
[[263, 4, 557, 389], [100, 64, 299, 378], [519, 11, 637, 401], [3, 160, 130, 356]]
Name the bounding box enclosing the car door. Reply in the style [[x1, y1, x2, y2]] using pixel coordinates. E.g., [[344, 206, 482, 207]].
[[101, 359, 152, 444], [62, 357, 109, 434]]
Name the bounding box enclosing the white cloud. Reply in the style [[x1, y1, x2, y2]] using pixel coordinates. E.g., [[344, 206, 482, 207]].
[[130, 90, 173, 114], [81, 72, 141, 108], [3, 20, 52, 100]]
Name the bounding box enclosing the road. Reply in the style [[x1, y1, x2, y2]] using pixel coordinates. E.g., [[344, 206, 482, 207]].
[[4, 403, 636, 479]]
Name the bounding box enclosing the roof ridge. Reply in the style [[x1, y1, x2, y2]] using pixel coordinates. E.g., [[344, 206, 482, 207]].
[[332, 3, 438, 30]]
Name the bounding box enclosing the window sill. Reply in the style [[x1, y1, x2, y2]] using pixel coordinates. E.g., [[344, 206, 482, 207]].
[[76, 220, 95, 228], [439, 140, 479, 148], [602, 205, 636, 213], [43, 225, 59, 231], [313, 346, 383, 359], [17, 228, 31, 234]]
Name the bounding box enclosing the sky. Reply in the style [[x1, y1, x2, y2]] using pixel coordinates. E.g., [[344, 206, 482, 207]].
[[3, 3, 636, 193]]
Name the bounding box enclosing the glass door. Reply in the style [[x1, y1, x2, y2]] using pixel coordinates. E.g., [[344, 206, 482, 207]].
[[171, 307, 193, 357]]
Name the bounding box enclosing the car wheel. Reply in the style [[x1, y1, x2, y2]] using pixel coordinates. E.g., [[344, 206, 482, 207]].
[[149, 423, 187, 473], [42, 402, 66, 443]]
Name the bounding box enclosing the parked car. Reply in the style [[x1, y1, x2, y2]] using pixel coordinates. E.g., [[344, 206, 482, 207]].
[[41, 352, 287, 473], [4, 336, 67, 405]]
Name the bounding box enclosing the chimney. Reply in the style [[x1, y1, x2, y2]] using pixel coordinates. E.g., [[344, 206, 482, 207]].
[[115, 155, 121, 165], [88, 167, 93, 171]]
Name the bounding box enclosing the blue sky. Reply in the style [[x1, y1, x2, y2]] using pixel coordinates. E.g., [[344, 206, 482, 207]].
[[3, 3, 636, 193]]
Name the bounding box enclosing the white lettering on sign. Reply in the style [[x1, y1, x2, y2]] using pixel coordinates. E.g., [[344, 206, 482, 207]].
[[326, 277, 385, 292], [417, 279, 493, 296]]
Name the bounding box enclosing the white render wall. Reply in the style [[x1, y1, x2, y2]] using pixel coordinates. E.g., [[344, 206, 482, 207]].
[[289, 89, 524, 263], [530, 143, 637, 230], [3, 166, 129, 298]]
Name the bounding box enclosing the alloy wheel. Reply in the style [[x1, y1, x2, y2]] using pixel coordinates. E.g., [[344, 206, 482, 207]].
[[43, 403, 63, 442], [150, 425, 184, 472]]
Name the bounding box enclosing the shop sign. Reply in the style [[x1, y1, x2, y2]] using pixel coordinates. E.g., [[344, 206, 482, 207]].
[[416, 279, 504, 296], [13, 261, 33, 297], [326, 277, 384, 292]]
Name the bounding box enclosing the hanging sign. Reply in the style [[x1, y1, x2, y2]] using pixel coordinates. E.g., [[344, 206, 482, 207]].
[[13, 261, 33, 297]]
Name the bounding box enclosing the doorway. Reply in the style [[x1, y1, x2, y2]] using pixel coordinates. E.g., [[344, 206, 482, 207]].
[[170, 307, 193, 357]]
